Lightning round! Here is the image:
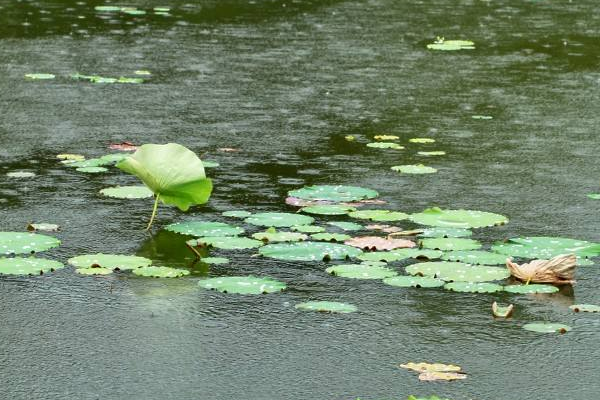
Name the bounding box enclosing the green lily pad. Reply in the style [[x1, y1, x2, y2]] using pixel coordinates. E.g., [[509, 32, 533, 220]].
[[472, 115, 493, 120], [358, 251, 407, 263], [222, 210, 251, 218], [420, 238, 482, 251], [295, 301, 357, 313], [587, 193, 600, 200], [6, 171, 36, 178], [190, 236, 263, 250], [132, 266, 190, 278], [491, 236, 600, 259], [411, 207, 508, 228], [391, 248, 443, 260], [442, 250, 507, 265], [374, 135, 399, 140], [288, 185, 378, 202], [202, 161, 219, 168], [259, 242, 362, 261], [577, 258, 595, 266], [75, 267, 113, 275], [0, 257, 64, 275], [0, 232, 60, 255], [570, 304, 600, 312], [76, 167, 108, 173], [427, 39, 475, 51], [366, 142, 405, 149], [348, 210, 409, 222], [99, 153, 129, 164], [300, 204, 356, 215], [409, 138, 436, 143], [200, 257, 229, 265], [405, 261, 510, 282], [117, 77, 144, 84], [523, 323, 571, 333], [25, 73, 55, 80], [122, 9, 146, 15], [244, 212, 314, 228], [310, 233, 352, 242], [291, 225, 325, 233], [252, 230, 308, 242], [94, 5, 121, 11], [328, 221, 363, 231], [69, 158, 111, 168], [68, 253, 151, 270], [154, 7, 171, 12], [165, 221, 244, 237], [199, 276, 286, 294], [418, 227, 473, 238], [360, 260, 388, 267], [504, 284, 559, 294], [325, 264, 397, 279], [382, 275, 445, 288], [444, 282, 503, 293], [418, 151, 446, 156], [100, 186, 154, 199], [391, 164, 437, 174]]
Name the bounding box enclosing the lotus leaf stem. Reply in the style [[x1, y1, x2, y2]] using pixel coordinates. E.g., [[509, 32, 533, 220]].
[[146, 194, 160, 231]]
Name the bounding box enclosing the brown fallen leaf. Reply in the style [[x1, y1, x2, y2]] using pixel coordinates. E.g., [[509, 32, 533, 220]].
[[109, 141, 138, 151], [492, 301, 514, 318], [506, 254, 576, 285], [388, 229, 424, 237], [365, 224, 402, 233], [345, 236, 416, 251], [418, 371, 467, 381]]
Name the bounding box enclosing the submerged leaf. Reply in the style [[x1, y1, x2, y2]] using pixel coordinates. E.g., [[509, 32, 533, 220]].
[[0, 257, 63, 275], [6, 171, 36, 178], [417, 151, 446, 156], [328, 221, 363, 231], [504, 284, 559, 294], [165, 221, 244, 237], [295, 301, 357, 313], [199, 276, 286, 294], [366, 142, 404, 149], [25, 73, 55, 80], [300, 204, 356, 215], [76, 166, 108, 173], [200, 257, 229, 265], [409, 138, 435, 143], [374, 135, 399, 140]]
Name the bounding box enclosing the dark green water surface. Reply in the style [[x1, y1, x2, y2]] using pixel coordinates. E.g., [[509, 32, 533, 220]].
[[1, 1, 599, 399]]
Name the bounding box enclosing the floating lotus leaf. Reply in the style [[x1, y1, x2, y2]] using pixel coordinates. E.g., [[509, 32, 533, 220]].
[[68, 253, 151, 270], [222, 210, 251, 218], [201, 257, 229, 265], [442, 250, 507, 265], [100, 185, 153, 199], [491, 236, 600, 259], [27, 223, 59, 232], [291, 225, 325, 233], [358, 251, 406, 262], [388, 229, 424, 236], [418, 227, 472, 238], [325, 264, 397, 279], [0, 257, 64, 275], [117, 77, 144, 84], [345, 135, 355, 141], [383, 276, 445, 288], [374, 135, 399, 140], [99, 153, 129, 164], [348, 210, 409, 222], [577, 258, 594, 266], [0, 232, 60, 255], [202, 161, 219, 168], [405, 261, 510, 282], [427, 39, 475, 51], [410, 207, 508, 228], [570, 304, 600, 313], [420, 238, 481, 251], [25, 73, 55, 80], [472, 115, 493, 120], [300, 204, 356, 215], [165, 221, 244, 237], [328, 221, 363, 231], [522, 323, 571, 334], [391, 248, 443, 260], [444, 282, 503, 293], [418, 151, 446, 156], [57, 153, 85, 161], [587, 193, 600, 200], [132, 266, 190, 278], [252, 230, 307, 243], [360, 260, 388, 267], [199, 276, 286, 294], [95, 5, 121, 11], [69, 158, 111, 168], [190, 236, 263, 250], [122, 9, 146, 15], [366, 142, 404, 149], [76, 267, 113, 275], [295, 301, 357, 313], [154, 7, 170, 12], [504, 284, 559, 294], [6, 171, 36, 178], [345, 236, 416, 250], [391, 164, 437, 174], [311, 233, 351, 242], [244, 212, 314, 228], [400, 362, 462, 373], [76, 167, 108, 173], [409, 138, 435, 143], [288, 185, 378, 202], [259, 242, 362, 261]]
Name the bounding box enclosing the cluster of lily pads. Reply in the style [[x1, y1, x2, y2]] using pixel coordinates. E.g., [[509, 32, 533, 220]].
[[25, 70, 150, 84]]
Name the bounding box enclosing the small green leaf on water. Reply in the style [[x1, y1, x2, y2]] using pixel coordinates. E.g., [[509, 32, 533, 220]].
[[374, 135, 399, 140], [200, 257, 229, 265], [383, 275, 445, 288], [427, 38, 475, 51], [76, 166, 108, 173], [244, 212, 314, 228], [259, 242, 362, 261], [472, 115, 493, 120], [522, 322, 571, 334], [327, 221, 363, 231], [0, 232, 60, 255], [57, 153, 85, 161], [68, 253, 151, 270], [411, 207, 508, 228], [407, 396, 452, 400], [117, 77, 144, 84], [0, 257, 64, 275], [391, 164, 437, 174], [132, 266, 190, 278], [570, 304, 600, 313], [222, 210, 252, 218], [587, 193, 600, 199], [134, 70, 152, 75], [366, 142, 405, 149], [165, 221, 244, 237], [122, 8, 146, 15], [348, 210, 409, 222], [94, 5, 121, 11], [99, 153, 129, 164], [504, 284, 559, 294], [326, 263, 397, 279], [291, 225, 325, 233], [6, 171, 36, 178], [300, 204, 356, 216], [68, 158, 110, 168], [75, 267, 113, 275], [288, 185, 379, 202], [418, 151, 446, 156], [153, 7, 171, 12], [409, 138, 435, 143], [420, 238, 481, 251], [310, 233, 351, 242], [190, 236, 264, 250], [25, 73, 55, 80], [444, 282, 503, 293], [199, 276, 286, 294], [202, 161, 220, 168], [345, 135, 355, 141], [295, 301, 357, 313], [100, 186, 154, 199]]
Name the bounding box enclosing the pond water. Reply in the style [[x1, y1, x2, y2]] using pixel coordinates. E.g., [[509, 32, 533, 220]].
[[1, 1, 600, 399]]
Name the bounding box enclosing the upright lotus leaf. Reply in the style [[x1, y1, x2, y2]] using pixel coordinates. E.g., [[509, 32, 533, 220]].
[[300, 204, 356, 215], [325, 264, 397, 279], [222, 210, 252, 218], [0, 257, 64, 275], [522, 323, 571, 334], [418, 227, 472, 238], [0, 232, 60, 255], [189, 236, 263, 250], [442, 250, 507, 265], [444, 282, 503, 293], [491, 236, 600, 259], [132, 266, 190, 278], [570, 304, 600, 313], [383, 276, 445, 288], [295, 301, 357, 313], [406, 261, 510, 282], [288, 185, 378, 202], [291, 225, 325, 233], [345, 236, 416, 251], [366, 142, 405, 149], [328, 221, 363, 231], [348, 210, 409, 222], [259, 242, 362, 261], [420, 238, 482, 251], [410, 207, 508, 228], [244, 212, 314, 228], [100, 186, 154, 199], [504, 284, 559, 294], [252, 230, 308, 243], [165, 221, 244, 237], [506, 254, 576, 284], [116, 143, 213, 230], [391, 164, 437, 174], [68, 253, 151, 270], [311, 233, 352, 242], [199, 276, 286, 294]]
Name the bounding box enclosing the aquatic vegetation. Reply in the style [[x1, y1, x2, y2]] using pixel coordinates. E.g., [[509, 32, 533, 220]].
[[68, 253, 151, 270], [391, 164, 437, 174], [202, 161, 219, 168], [472, 115, 493, 120], [326, 264, 397, 279], [132, 266, 190, 278], [310, 233, 351, 242], [420, 238, 482, 251], [427, 37, 475, 51], [252, 229, 308, 243], [200, 257, 229, 265], [109, 142, 138, 151], [295, 301, 357, 313], [506, 254, 576, 284], [345, 236, 416, 251], [366, 142, 404, 149], [492, 302, 514, 318], [57, 153, 85, 161], [390, 248, 443, 260], [348, 210, 409, 222], [76, 166, 108, 173], [0, 257, 64, 275], [410, 207, 508, 228], [418, 227, 472, 238], [6, 171, 36, 178], [199, 276, 286, 294], [100, 186, 154, 199], [291, 225, 325, 233], [328, 221, 363, 231], [442, 250, 507, 265], [366, 224, 401, 233], [27, 223, 59, 232], [570, 304, 600, 312], [300, 204, 356, 215], [409, 138, 435, 143], [358, 251, 407, 263], [417, 151, 446, 156], [75, 267, 113, 275], [116, 143, 213, 230], [244, 212, 314, 228], [25, 73, 55, 80], [444, 282, 503, 293], [383, 276, 445, 288], [0, 232, 60, 255], [400, 362, 466, 381], [288, 185, 378, 202], [491, 236, 600, 259], [222, 210, 252, 218], [503, 284, 559, 294], [259, 242, 362, 261], [165, 221, 244, 237], [405, 261, 510, 282], [188, 236, 263, 250], [68, 158, 110, 168], [407, 396, 452, 400], [587, 193, 600, 199], [522, 323, 571, 334], [374, 135, 399, 140]]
